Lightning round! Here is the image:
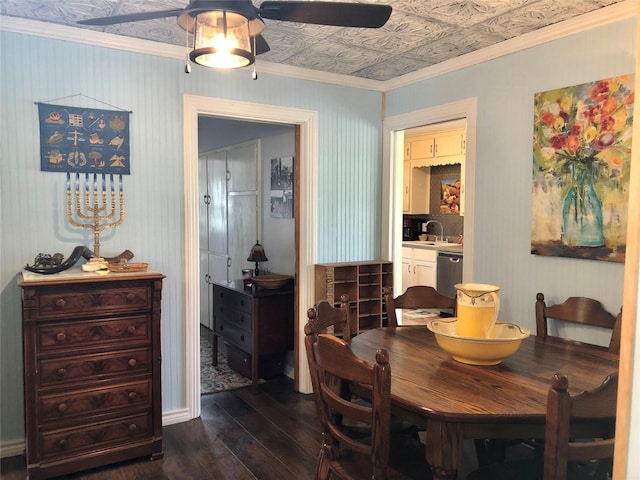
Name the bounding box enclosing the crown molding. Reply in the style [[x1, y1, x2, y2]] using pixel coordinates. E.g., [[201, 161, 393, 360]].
[[0, 15, 384, 91], [383, 0, 638, 91], [1, 0, 636, 93]]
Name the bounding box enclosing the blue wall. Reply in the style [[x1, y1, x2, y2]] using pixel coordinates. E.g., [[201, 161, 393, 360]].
[[0, 29, 384, 445], [387, 18, 635, 337], [1, 14, 638, 475]]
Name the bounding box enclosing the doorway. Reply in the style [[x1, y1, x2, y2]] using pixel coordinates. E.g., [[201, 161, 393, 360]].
[[198, 118, 294, 393], [183, 95, 319, 420], [381, 98, 478, 292]]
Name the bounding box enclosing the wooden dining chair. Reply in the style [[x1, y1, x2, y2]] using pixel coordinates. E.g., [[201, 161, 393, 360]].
[[304, 329, 432, 480], [307, 294, 353, 343], [535, 293, 621, 353], [383, 286, 456, 327], [477, 294, 621, 467], [467, 371, 617, 480]]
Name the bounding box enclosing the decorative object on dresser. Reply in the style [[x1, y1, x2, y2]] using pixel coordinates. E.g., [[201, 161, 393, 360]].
[[246, 240, 268, 276], [251, 273, 292, 290], [66, 172, 126, 271], [17, 270, 164, 480], [212, 279, 294, 392]]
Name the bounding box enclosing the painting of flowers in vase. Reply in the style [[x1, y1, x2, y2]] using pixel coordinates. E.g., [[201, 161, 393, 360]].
[[531, 75, 634, 263]]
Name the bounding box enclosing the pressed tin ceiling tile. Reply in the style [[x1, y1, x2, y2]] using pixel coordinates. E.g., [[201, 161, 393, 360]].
[[0, 0, 628, 81]]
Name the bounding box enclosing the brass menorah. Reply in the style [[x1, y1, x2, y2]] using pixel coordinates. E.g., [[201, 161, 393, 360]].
[[66, 172, 125, 259]]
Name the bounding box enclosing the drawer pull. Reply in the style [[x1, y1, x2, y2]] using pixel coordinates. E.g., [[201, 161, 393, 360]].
[[128, 391, 138, 401], [240, 335, 245, 342], [57, 403, 68, 413], [239, 315, 245, 323], [55, 298, 66, 308], [128, 358, 137, 367], [55, 332, 67, 342], [220, 325, 224, 332], [127, 325, 136, 335], [56, 439, 68, 450], [128, 423, 138, 433], [57, 368, 68, 377], [126, 293, 135, 302]]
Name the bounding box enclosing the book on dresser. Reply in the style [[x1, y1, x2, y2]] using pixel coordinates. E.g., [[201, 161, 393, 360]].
[[17, 270, 164, 480]]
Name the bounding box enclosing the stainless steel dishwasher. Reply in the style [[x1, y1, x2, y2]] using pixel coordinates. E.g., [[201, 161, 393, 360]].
[[437, 251, 463, 299]]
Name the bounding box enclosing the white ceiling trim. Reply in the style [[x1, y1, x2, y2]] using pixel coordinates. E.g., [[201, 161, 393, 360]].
[[0, 15, 384, 91], [1, 0, 636, 93], [385, 0, 637, 90]]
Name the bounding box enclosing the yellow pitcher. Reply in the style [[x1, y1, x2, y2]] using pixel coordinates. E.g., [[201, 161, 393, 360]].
[[454, 283, 500, 338]]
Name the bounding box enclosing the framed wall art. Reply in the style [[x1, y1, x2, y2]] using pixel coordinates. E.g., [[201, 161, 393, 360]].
[[270, 156, 293, 219], [531, 75, 634, 263]]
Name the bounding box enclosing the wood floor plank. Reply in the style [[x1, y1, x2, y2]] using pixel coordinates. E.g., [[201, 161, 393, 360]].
[[200, 392, 305, 480], [212, 390, 318, 479], [1, 377, 318, 480], [232, 381, 321, 459]]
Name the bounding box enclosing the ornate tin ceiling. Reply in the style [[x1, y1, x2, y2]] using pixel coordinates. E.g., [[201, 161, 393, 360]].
[[1, 0, 626, 81]]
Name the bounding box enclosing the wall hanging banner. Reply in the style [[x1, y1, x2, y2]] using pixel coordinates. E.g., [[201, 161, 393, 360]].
[[38, 103, 130, 174]]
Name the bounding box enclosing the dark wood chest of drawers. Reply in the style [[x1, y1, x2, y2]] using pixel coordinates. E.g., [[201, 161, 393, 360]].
[[212, 280, 294, 391], [18, 271, 165, 480]]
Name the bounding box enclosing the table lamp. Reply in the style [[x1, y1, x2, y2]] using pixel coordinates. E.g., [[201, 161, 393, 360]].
[[247, 240, 268, 276]]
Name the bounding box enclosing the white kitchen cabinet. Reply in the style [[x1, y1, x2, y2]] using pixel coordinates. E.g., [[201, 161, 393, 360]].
[[410, 135, 435, 159], [402, 246, 437, 290], [403, 159, 411, 212], [434, 131, 465, 158], [403, 128, 466, 215]]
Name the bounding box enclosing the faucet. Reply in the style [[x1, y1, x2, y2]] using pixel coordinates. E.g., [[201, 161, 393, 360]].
[[424, 220, 445, 242]]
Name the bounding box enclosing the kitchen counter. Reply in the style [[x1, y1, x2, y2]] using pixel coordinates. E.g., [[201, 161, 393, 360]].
[[403, 241, 463, 254]]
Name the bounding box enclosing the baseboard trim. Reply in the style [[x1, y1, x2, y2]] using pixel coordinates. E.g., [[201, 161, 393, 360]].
[[0, 439, 24, 459]]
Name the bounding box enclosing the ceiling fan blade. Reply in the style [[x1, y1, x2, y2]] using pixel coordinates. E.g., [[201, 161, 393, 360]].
[[258, 1, 391, 28], [253, 35, 271, 55], [77, 9, 183, 26]]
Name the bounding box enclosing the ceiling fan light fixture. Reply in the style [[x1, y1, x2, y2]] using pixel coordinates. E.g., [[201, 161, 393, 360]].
[[189, 10, 263, 69]]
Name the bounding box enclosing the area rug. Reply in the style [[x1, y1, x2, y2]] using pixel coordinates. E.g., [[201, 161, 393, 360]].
[[201, 335, 253, 395]]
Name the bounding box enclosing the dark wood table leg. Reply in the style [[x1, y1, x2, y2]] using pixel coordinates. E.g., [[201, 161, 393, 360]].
[[426, 419, 464, 480]]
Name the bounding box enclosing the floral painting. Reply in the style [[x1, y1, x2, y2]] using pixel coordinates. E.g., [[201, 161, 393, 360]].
[[531, 75, 634, 263]]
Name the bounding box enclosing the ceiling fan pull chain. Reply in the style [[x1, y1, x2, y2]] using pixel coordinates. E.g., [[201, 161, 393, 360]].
[[184, 23, 191, 74], [252, 35, 258, 80]]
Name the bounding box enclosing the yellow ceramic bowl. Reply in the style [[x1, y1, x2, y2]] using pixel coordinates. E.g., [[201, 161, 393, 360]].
[[427, 318, 530, 365]]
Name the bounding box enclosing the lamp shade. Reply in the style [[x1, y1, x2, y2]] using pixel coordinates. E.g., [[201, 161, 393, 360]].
[[189, 11, 263, 68], [247, 241, 268, 262]]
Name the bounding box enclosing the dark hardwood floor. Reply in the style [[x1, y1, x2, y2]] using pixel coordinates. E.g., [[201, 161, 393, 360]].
[[0, 376, 321, 479]]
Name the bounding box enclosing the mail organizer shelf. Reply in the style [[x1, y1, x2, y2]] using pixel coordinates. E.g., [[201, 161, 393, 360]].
[[18, 271, 164, 480], [315, 261, 393, 337]]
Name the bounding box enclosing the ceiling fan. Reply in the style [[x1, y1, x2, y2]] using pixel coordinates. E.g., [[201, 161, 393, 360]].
[[78, 0, 392, 74]]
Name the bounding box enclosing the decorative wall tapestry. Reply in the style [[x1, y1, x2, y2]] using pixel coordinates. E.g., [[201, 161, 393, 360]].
[[270, 156, 294, 219], [531, 75, 634, 263], [38, 102, 130, 175]]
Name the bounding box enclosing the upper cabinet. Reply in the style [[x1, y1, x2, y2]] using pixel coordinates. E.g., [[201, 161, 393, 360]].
[[406, 129, 466, 167], [403, 127, 466, 215]]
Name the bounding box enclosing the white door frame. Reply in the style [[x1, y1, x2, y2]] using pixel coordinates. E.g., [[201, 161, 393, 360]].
[[381, 98, 477, 289], [183, 95, 318, 419]]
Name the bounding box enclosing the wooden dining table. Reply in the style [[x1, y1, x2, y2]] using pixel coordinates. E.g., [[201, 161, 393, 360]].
[[349, 326, 619, 480]]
